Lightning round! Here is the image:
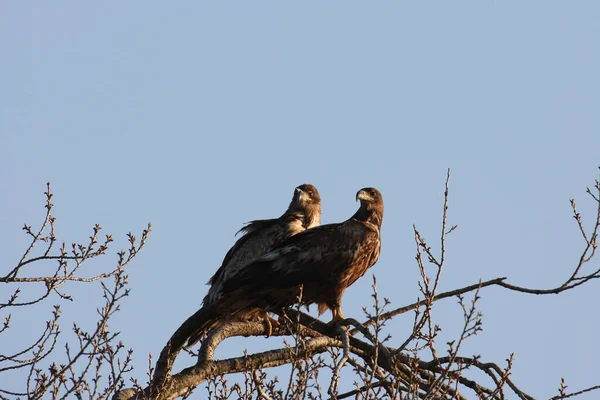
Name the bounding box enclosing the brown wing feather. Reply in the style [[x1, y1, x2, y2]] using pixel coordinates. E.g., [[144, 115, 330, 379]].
[[208, 218, 277, 286], [204, 218, 289, 305], [236, 218, 276, 236]]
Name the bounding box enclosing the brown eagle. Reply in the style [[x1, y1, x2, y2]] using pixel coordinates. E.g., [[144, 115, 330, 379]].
[[203, 184, 321, 306], [186, 187, 383, 345]]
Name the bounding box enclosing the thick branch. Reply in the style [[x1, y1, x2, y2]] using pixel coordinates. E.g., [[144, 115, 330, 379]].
[[137, 336, 340, 400]]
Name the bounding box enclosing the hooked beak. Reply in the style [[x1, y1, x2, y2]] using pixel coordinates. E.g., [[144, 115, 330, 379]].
[[295, 187, 309, 203], [356, 189, 369, 202]]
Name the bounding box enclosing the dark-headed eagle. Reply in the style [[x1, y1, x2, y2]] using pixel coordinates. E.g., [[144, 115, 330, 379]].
[[203, 184, 321, 307], [187, 187, 383, 344]]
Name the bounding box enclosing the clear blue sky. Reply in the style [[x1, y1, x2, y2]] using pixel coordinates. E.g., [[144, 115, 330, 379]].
[[1, 2, 598, 398]]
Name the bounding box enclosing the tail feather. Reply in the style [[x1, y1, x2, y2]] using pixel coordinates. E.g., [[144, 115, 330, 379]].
[[186, 288, 259, 347], [156, 287, 283, 381], [154, 303, 218, 380]]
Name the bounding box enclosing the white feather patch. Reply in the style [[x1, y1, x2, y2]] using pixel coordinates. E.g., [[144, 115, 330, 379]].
[[259, 245, 296, 261]]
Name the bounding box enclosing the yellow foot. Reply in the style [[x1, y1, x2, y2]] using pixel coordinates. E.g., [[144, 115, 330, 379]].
[[264, 317, 272, 337], [269, 317, 279, 334], [262, 314, 280, 337], [327, 312, 346, 327]]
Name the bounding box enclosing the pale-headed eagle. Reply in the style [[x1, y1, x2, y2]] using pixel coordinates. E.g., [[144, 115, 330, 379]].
[[186, 187, 383, 345], [203, 184, 321, 306]]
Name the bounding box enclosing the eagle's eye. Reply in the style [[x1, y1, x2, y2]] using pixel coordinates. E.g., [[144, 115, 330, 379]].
[[370, 191, 377, 197]]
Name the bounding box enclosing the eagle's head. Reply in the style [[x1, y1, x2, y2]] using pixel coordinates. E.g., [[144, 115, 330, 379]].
[[293, 184, 321, 206], [290, 184, 321, 228], [356, 187, 382, 205], [355, 187, 384, 226]]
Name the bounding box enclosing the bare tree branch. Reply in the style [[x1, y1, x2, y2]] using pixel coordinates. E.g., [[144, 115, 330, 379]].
[[6, 173, 600, 400], [1, 183, 150, 400]]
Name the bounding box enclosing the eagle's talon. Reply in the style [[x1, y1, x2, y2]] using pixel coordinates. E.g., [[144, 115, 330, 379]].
[[262, 313, 280, 337], [264, 317, 272, 337], [327, 311, 346, 327], [268, 317, 280, 336]]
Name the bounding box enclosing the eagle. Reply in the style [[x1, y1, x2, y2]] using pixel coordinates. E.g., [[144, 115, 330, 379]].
[[186, 187, 383, 345], [203, 183, 321, 307]]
